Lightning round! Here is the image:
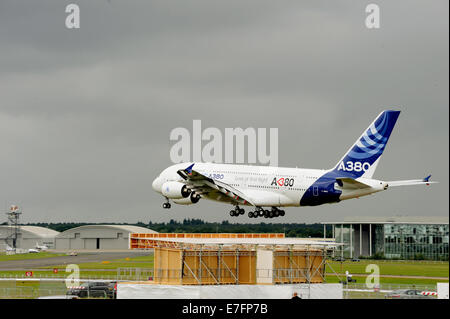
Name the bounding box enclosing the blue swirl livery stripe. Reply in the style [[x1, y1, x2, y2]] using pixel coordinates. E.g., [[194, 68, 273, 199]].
[[337, 110, 400, 177]]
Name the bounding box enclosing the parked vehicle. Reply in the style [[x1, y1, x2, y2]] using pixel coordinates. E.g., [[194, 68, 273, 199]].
[[67, 281, 116, 299], [109, 281, 117, 299]]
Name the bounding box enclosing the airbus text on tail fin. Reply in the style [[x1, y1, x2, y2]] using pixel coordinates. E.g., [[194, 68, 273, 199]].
[[333, 110, 401, 179]]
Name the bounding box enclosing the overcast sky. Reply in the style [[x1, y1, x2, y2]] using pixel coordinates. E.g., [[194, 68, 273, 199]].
[[0, 0, 448, 224]]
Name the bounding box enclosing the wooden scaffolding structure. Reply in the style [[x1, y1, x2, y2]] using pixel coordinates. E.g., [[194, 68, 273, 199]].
[[130, 234, 335, 285]]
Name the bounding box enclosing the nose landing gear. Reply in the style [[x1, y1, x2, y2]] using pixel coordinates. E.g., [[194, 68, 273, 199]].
[[162, 198, 171, 209]]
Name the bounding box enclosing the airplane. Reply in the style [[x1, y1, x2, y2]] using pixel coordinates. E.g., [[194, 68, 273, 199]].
[[34, 242, 48, 251], [152, 110, 437, 218]]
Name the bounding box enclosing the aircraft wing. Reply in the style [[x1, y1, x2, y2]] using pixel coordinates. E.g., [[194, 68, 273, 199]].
[[387, 175, 438, 187], [177, 164, 256, 206]]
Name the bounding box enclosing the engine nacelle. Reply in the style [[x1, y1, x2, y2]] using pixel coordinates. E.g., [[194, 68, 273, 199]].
[[173, 193, 201, 205], [161, 181, 191, 199]]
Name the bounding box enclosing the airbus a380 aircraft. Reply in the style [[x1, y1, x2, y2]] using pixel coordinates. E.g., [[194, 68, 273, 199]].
[[152, 110, 436, 218]]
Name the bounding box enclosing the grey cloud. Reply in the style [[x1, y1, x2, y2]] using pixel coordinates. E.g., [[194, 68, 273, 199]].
[[0, 0, 447, 223]]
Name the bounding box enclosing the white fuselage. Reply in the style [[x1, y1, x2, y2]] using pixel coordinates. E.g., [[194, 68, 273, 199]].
[[152, 162, 387, 208]]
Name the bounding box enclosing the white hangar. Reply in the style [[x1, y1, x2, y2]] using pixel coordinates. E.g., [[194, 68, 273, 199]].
[[0, 225, 59, 250], [54, 225, 158, 250]]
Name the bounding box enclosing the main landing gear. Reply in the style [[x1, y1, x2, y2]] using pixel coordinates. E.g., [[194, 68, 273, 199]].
[[248, 207, 285, 219], [229, 206, 245, 217]]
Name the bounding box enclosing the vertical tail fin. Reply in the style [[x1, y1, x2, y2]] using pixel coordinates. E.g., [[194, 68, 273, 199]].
[[333, 110, 400, 178]]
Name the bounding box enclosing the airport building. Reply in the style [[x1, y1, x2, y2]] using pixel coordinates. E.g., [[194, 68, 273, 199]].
[[0, 225, 60, 250], [54, 225, 158, 250], [322, 217, 449, 261]]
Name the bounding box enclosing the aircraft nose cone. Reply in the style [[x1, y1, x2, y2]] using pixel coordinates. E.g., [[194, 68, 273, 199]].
[[152, 177, 162, 192]]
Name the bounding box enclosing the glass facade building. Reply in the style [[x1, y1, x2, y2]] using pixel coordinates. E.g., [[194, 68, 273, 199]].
[[323, 218, 449, 261]]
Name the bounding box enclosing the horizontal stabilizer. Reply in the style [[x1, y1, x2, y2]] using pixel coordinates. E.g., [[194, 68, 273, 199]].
[[387, 175, 438, 187], [336, 177, 372, 189]]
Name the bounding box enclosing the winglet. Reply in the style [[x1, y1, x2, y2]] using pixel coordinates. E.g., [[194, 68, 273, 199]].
[[185, 163, 195, 175], [423, 174, 432, 186]]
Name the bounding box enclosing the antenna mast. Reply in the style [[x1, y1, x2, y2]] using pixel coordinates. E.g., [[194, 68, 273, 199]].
[[5, 205, 21, 248]]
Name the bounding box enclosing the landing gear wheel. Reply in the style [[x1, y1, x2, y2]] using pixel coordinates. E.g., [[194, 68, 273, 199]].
[[280, 210, 285, 217], [163, 203, 171, 209], [248, 211, 254, 218], [230, 210, 236, 217], [239, 208, 245, 215]]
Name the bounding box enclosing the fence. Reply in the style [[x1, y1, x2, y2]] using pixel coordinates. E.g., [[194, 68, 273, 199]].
[[342, 283, 438, 299], [0, 266, 443, 299], [0, 273, 119, 281], [348, 259, 448, 264], [0, 279, 114, 299], [117, 268, 154, 281], [0, 280, 440, 299]]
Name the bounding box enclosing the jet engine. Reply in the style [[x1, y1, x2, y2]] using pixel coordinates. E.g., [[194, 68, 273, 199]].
[[161, 181, 191, 199], [173, 193, 201, 205]]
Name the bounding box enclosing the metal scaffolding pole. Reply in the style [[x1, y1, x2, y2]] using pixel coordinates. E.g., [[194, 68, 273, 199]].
[[199, 246, 202, 284], [350, 224, 353, 259], [181, 247, 184, 285], [218, 245, 222, 284], [306, 245, 310, 284], [289, 245, 293, 284], [236, 248, 240, 284], [360, 224, 362, 257]]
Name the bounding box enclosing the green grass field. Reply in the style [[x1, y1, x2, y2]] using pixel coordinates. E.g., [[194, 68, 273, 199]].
[[0, 254, 154, 280], [326, 260, 449, 278], [0, 252, 66, 261], [325, 274, 448, 286], [39, 255, 154, 270]]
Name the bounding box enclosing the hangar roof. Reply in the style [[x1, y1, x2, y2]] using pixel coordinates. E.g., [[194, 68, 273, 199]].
[[56, 224, 157, 236], [0, 225, 59, 238]]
